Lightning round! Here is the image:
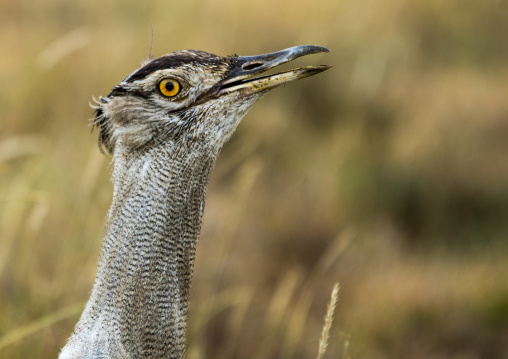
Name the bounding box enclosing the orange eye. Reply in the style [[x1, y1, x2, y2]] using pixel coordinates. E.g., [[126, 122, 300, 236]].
[[158, 78, 181, 97]]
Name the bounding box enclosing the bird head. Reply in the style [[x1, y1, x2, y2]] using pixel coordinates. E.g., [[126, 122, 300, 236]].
[[93, 45, 330, 157]]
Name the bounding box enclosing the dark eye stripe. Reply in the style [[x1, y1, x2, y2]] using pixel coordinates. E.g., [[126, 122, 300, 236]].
[[126, 52, 222, 83]]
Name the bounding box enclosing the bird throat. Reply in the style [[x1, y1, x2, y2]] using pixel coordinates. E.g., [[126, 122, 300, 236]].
[[65, 145, 214, 358]]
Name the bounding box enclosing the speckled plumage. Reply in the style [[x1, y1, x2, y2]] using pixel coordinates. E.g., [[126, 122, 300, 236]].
[[60, 46, 329, 359]]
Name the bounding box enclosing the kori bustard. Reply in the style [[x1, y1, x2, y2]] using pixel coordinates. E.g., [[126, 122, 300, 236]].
[[60, 45, 330, 358]]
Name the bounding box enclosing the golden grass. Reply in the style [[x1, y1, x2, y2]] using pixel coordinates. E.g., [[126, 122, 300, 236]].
[[316, 283, 340, 359], [1, 0, 508, 358], [0, 303, 84, 351]]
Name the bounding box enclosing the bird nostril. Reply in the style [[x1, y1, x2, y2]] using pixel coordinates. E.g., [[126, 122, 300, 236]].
[[242, 62, 264, 71]]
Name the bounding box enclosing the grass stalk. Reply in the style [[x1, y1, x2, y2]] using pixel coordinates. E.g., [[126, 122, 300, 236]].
[[316, 282, 340, 359]]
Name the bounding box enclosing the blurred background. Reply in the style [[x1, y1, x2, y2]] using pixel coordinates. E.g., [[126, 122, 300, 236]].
[[1, 0, 508, 358]]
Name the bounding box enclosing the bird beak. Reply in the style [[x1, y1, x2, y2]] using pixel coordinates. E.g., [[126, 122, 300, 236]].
[[211, 45, 331, 99]]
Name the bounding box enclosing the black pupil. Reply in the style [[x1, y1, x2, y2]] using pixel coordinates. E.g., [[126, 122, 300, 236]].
[[165, 81, 174, 92]]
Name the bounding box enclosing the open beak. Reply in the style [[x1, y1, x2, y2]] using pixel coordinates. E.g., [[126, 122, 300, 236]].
[[215, 45, 331, 98]]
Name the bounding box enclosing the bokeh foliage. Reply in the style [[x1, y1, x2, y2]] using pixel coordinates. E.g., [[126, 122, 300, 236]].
[[1, 0, 508, 358]]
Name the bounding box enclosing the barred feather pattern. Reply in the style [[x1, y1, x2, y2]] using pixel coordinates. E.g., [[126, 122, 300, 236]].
[[62, 83, 258, 358], [60, 143, 214, 359]]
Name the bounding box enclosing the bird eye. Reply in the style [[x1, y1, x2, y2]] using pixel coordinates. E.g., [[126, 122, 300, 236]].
[[158, 78, 181, 97]]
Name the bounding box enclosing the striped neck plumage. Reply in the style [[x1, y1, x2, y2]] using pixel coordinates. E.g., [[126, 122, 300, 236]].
[[61, 144, 214, 358]]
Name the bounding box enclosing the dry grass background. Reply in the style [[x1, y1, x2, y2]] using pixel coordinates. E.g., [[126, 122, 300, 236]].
[[1, 0, 508, 358]]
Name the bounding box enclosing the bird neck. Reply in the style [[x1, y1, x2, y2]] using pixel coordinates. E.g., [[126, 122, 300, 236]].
[[65, 144, 214, 359]]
